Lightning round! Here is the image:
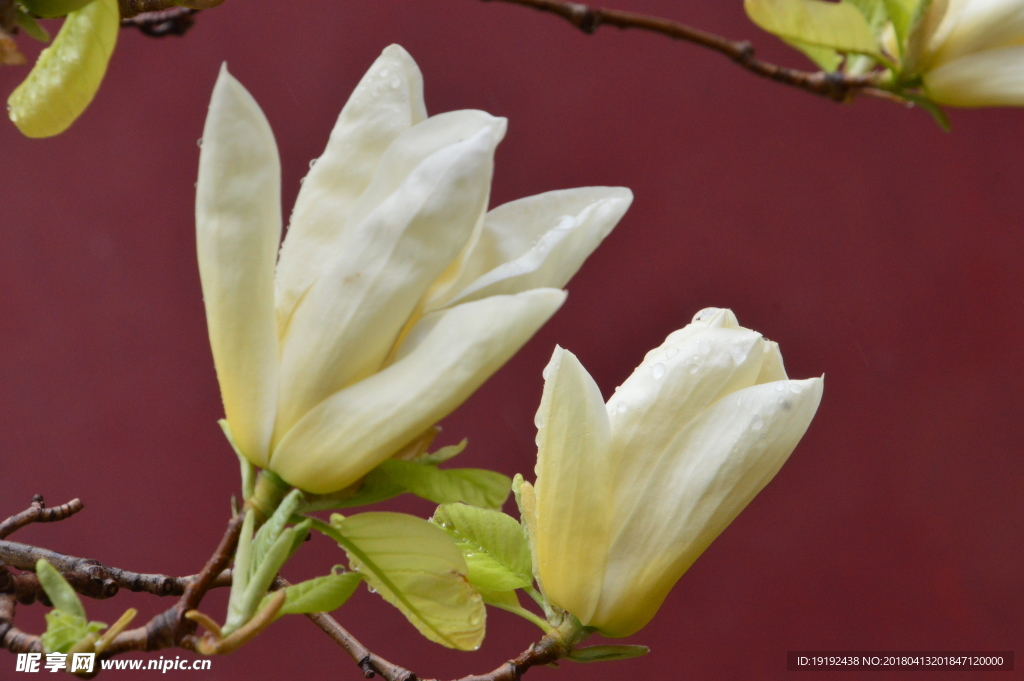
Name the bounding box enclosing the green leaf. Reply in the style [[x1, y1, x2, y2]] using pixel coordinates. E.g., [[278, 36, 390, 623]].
[[431, 504, 532, 592], [475, 586, 522, 610], [35, 559, 84, 619], [883, 0, 921, 44], [782, 38, 843, 71], [220, 419, 255, 501], [567, 644, 650, 663], [380, 459, 511, 510], [22, 0, 96, 18], [744, 0, 882, 56], [847, 0, 890, 32], [902, 91, 951, 131], [8, 0, 119, 138], [15, 11, 50, 42], [322, 512, 485, 651], [41, 610, 105, 654], [415, 439, 467, 465], [317, 467, 406, 510], [259, 573, 363, 617], [250, 489, 303, 579]]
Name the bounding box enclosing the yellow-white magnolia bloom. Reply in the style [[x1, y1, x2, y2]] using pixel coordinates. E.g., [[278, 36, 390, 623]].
[[526, 308, 823, 637], [197, 45, 632, 494], [904, 0, 1024, 105]]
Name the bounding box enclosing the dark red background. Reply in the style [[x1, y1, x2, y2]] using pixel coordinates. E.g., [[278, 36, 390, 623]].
[[1, 1, 1021, 679]]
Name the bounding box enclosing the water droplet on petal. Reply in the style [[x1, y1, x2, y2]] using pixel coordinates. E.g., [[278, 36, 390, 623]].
[[652, 363, 666, 379], [616, 402, 627, 414], [196, 137, 203, 148], [789, 383, 803, 394], [379, 68, 390, 78], [751, 416, 764, 431], [666, 347, 679, 359], [689, 364, 699, 374], [729, 345, 746, 364], [309, 158, 318, 169], [774, 384, 785, 392], [699, 339, 711, 355], [390, 76, 401, 89]]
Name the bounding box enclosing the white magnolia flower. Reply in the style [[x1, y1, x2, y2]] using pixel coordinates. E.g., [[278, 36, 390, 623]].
[[523, 308, 823, 637], [904, 0, 1024, 105], [196, 45, 632, 494]]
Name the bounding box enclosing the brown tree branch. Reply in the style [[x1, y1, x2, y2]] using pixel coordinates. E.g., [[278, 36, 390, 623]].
[[120, 7, 199, 37], [0, 595, 42, 654], [0, 495, 84, 540], [480, 0, 885, 102], [306, 610, 566, 681]]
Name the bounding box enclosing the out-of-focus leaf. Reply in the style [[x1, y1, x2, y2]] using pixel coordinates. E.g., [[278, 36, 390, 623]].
[[41, 610, 105, 654], [22, 0, 96, 18], [380, 460, 510, 510], [8, 0, 118, 138], [431, 503, 532, 592], [475, 585, 522, 609], [259, 573, 362, 617], [884, 0, 923, 44], [745, 0, 882, 56], [15, 11, 51, 42], [567, 644, 650, 663], [324, 512, 485, 651], [35, 559, 84, 619], [415, 439, 467, 465], [782, 38, 843, 70]]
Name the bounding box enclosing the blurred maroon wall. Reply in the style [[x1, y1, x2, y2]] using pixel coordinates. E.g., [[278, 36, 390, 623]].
[[1, 1, 1021, 679]]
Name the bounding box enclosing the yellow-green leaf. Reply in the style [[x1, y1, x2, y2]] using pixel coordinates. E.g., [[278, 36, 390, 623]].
[[745, 0, 881, 56], [380, 460, 511, 510], [36, 559, 84, 619], [329, 512, 485, 651], [41, 610, 105, 654], [567, 644, 650, 663], [15, 11, 51, 42], [21, 0, 95, 18], [8, 0, 118, 138], [431, 504, 532, 592], [783, 38, 843, 70], [259, 573, 363, 617]]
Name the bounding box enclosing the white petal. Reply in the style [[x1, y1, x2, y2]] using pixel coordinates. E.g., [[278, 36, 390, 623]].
[[195, 65, 281, 467], [930, 0, 1024, 66], [756, 340, 789, 383], [533, 347, 613, 625], [590, 376, 824, 637], [925, 44, 1024, 106], [606, 324, 766, 522], [270, 289, 566, 494], [423, 187, 632, 310], [275, 118, 505, 436], [275, 45, 427, 329]]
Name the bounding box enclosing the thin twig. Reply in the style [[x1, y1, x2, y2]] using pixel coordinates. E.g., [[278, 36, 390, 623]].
[[306, 610, 565, 681], [120, 7, 199, 37], [0, 495, 84, 540], [480, 0, 884, 102]]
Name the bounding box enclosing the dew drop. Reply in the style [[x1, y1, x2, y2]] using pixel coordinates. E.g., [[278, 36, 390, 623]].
[[666, 347, 679, 359], [729, 345, 746, 364], [652, 363, 666, 379], [774, 384, 785, 392], [789, 383, 803, 394], [390, 76, 401, 89], [299, 177, 306, 185], [751, 416, 764, 431], [196, 137, 203, 148], [616, 402, 627, 414], [367, 586, 377, 594], [379, 67, 390, 78], [534, 413, 545, 429], [689, 364, 699, 374], [699, 339, 711, 355], [309, 158, 318, 169]]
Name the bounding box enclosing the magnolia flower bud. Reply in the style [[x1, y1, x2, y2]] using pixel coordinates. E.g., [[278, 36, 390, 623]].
[[904, 0, 1024, 106], [527, 308, 823, 637], [196, 45, 632, 494]]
